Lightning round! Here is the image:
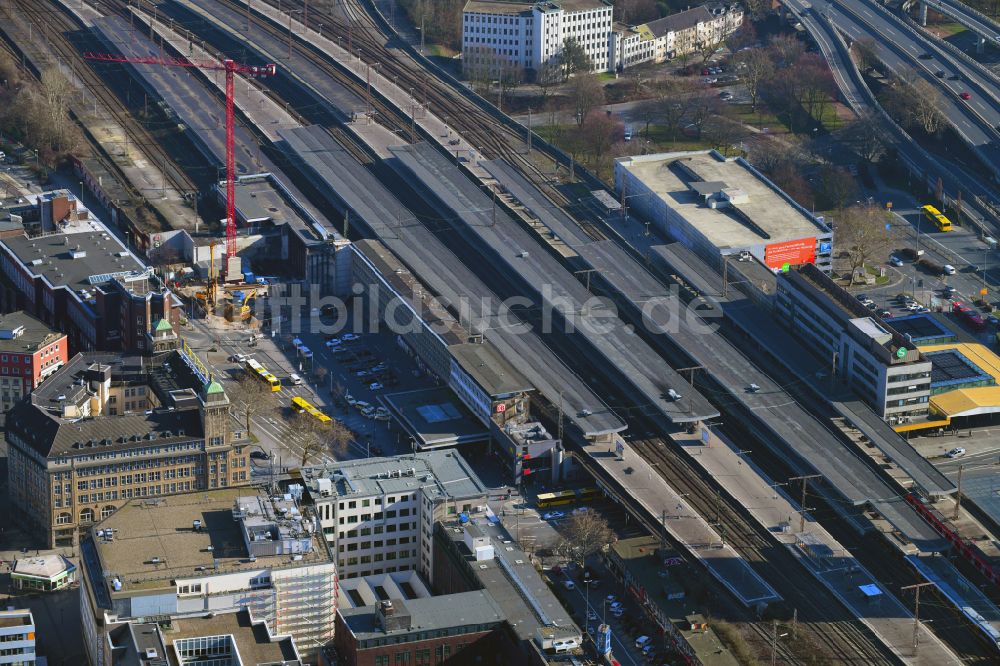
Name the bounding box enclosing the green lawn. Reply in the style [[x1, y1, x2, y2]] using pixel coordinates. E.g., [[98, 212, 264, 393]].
[[731, 105, 792, 134], [929, 21, 968, 36], [424, 44, 458, 58]]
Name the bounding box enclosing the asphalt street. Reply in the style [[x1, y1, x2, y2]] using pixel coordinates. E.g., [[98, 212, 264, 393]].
[[817, 0, 1000, 172]]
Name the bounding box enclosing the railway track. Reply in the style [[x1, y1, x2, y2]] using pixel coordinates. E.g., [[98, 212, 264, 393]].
[[8, 0, 197, 197], [629, 438, 897, 665], [261, 0, 609, 241], [45, 0, 980, 661], [144, 1, 915, 661]]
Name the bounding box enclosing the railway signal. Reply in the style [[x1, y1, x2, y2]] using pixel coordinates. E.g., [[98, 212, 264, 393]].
[[83, 51, 276, 260]]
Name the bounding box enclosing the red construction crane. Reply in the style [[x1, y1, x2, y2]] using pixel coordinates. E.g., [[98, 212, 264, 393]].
[[84, 52, 276, 259]]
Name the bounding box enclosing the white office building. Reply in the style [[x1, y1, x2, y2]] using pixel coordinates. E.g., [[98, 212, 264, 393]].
[[776, 264, 932, 422], [462, 0, 613, 78], [0, 609, 35, 666], [302, 451, 489, 583]]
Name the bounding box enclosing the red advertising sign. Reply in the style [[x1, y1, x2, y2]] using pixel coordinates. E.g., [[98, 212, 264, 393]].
[[764, 237, 816, 270], [496, 403, 506, 413]]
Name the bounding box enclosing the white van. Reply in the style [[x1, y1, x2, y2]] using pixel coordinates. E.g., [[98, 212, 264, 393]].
[[635, 635, 650, 648], [289, 373, 303, 386]]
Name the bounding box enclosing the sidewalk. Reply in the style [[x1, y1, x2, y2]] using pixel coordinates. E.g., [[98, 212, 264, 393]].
[[675, 426, 961, 665], [583, 439, 782, 607]]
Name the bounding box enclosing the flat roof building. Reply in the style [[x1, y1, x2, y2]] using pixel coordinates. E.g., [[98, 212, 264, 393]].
[[606, 537, 739, 666], [104, 610, 303, 666], [79, 488, 336, 665], [463, 1, 613, 78], [433, 518, 582, 659], [301, 450, 489, 583], [380, 387, 491, 450], [776, 264, 932, 423], [615, 151, 832, 273], [0, 608, 36, 666], [0, 200, 181, 352], [336, 594, 506, 666], [351, 240, 534, 430], [10, 553, 77, 593]]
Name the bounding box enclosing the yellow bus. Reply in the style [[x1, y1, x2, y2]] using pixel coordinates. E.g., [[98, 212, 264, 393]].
[[291, 396, 332, 424], [537, 487, 601, 508], [922, 205, 952, 232], [245, 358, 281, 391]]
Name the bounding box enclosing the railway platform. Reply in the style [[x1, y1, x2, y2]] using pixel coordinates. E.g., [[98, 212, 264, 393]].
[[137, 8, 300, 141], [676, 426, 961, 665], [907, 554, 1000, 650], [228, 0, 489, 173], [17, 0, 198, 231], [590, 439, 781, 608]]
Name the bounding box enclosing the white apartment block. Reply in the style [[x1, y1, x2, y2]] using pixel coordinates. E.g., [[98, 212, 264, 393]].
[[463, 0, 613, 78], [0, 609, 35, 666], [301, 451, 489, 583]]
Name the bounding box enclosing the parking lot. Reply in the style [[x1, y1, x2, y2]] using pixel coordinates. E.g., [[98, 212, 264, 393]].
[[183, 303, 436, 466]]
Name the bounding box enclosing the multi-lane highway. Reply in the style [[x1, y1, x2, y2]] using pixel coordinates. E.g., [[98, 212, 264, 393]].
[[925, 0, 1000, 46], [820, 0, 1000, 171]]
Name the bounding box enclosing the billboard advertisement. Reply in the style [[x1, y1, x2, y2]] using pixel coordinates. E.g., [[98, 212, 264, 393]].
[[764, 237, 816, 270]]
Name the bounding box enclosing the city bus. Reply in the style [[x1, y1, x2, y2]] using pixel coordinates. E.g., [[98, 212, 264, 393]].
[[245, 358, 281, 392], [922, 204, 952, 232], [291, 395, 332, 424], [537, 487, 601, 508]]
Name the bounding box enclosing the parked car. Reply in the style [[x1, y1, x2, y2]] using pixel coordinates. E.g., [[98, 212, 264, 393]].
[[369, 382, 384, 391], [624, 126, 633, 141]]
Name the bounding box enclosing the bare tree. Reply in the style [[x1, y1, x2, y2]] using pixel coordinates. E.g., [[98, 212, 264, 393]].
[[536, 60, 563, 99], [615, 0, 659, 25], [734, 47, 773, 112], [579, 111, 624, 178], [795, 53, 836, 127], [817, 166, 859, 211], [552, 511, 613, 566], [837, 112, 887, 163], [851, 37, 880, 73], [703, 112, 749, 155], [836, 204, 895, 278], [314, 365, 329, 385], [569, 73, 604, 126], [909, 80, 945, 135], [685, 90, 722, 138], [230, 373, 269, 435], [285, 412, 326, 467], [561, 38, 593, 78], [742, 0, 771, 21], [767, 34, 805, 69]]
